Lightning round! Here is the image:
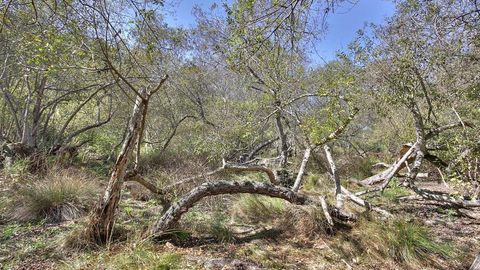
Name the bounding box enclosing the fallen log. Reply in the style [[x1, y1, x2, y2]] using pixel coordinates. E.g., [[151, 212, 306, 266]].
[[361, 143, 416, 186], [150, 180, 356, 237], [470, 253, 480, 270]]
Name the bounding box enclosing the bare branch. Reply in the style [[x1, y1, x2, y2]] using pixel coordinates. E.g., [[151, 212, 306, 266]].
[[292, 147, 311, 192]]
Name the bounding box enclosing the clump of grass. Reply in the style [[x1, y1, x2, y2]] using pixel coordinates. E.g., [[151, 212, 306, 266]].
[[348, 217, 454, 266], [231, 194, 286, 224], [209, 212, 234, 242], [182, 209, 234, 242], [281, 205, 329, 237], [10, 169, 98, 222], [231, 195, 330, 237], [368, 178, 411, 204]]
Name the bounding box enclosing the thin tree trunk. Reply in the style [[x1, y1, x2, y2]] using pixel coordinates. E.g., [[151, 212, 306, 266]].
[[324, 145, 344, 209], [292, 147, 311, 192], [87, 92, 147, 243], [275, 111, 288, 168]]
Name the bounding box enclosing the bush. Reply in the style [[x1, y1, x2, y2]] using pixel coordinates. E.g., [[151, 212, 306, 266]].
[[9, 169, 98, 222]]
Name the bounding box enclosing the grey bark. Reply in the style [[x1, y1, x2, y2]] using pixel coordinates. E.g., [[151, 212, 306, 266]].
[[275, 111, 288, 168], [87, 91, 148, 243], [324, 145, 344, 208], [292, 147, 311, 192], [150, 180, 356, 236]]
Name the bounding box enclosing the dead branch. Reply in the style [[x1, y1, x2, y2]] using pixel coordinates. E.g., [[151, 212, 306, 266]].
[[124, 170, 171, 208], [323, 145, 392, 217], [246, 137, 279, 161], [340, 186, 392, 217], [425, 121, 474, 140], [125, 170, 163, 195], [312, 108, 359, 150], [379, 143, 417, 191], [319, 196, 334, 227], [360, 143, 416, 186], [323, 145, 343, 208], [292, 147, 311, 192], [165, 159, 278, 190], [165, 167, 225, 190], [223, 161, 278, 184]]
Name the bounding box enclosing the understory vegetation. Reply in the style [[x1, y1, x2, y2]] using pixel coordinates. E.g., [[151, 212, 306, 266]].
[[1, 0, 479, 269]]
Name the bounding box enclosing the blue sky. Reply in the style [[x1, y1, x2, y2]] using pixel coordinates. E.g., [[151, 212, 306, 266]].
[[163, 0, 396, 63]]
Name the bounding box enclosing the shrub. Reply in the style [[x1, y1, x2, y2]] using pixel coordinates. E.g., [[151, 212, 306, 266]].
[[10, 169, 98, 222]]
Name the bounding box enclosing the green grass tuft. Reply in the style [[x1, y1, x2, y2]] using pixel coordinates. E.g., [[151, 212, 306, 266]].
[[9, 169, 98, 222], [352, 217, 455, 265], [231, 194, 286, 224]]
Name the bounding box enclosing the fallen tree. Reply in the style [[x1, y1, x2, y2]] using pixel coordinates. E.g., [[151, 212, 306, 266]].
[[150, 180, 357, 237], [403, 105, 480, 208]]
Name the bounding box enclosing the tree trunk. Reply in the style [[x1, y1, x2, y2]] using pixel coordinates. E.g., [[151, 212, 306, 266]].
[[324, 145, 344, 209], [150, 180, 356, 237], [87, 92, 147, 243], [275, 111, 288, 169]]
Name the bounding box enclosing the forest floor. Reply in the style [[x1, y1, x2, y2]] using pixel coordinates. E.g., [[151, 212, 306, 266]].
[[1, 168, 479, 270]]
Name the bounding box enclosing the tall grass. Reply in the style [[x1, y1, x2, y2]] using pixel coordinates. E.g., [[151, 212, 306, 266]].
[[10, 169, 98, 222], [231, 194, 286, 224], [348, 217, 455, 265]]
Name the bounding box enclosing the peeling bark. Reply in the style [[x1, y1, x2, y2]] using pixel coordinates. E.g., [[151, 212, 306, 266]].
[[87, 92, 147, 243]]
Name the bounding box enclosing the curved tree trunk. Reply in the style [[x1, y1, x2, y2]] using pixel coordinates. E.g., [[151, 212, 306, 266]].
[[150, 180, 356, 237]]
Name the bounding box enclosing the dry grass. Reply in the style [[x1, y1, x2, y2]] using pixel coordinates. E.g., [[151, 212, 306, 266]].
[[8, 168, 99, 223], [280, 205, 330, 237], [230, 194, 330, 238], [336, 216, 456, 268], [63, 241, 184, 270]]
